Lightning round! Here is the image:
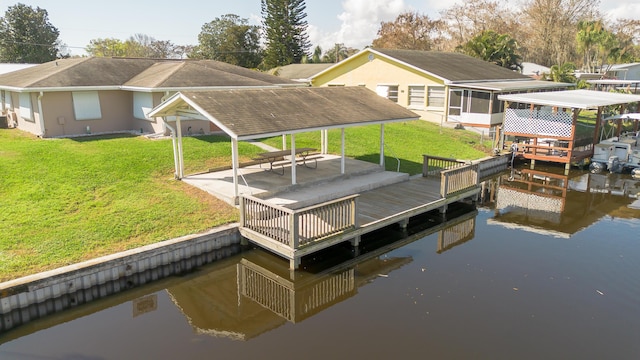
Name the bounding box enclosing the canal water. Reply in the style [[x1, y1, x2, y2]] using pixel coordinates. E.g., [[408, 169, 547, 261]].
[[1, 167, 639, 359]]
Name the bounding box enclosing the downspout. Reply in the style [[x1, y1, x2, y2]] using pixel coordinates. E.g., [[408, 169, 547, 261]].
[[37, 92, 45, 137]]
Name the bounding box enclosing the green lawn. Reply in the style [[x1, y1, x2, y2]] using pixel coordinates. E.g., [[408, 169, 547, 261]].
[[0, 131, 265, 281], [578, 110, 638, 141], [0, 121, 490, 281], [262, 121, 493, 175]]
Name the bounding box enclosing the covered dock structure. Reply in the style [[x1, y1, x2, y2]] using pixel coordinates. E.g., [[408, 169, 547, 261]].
[[149, 86, 485, 269], [497, 89, 640, 172], [148, 86, 419, 204]]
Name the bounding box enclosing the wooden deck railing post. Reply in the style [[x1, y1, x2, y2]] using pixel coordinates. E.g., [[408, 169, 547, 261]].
[[291, 212, 299, 251], [239, 196, 246, 227], [422, 155, 430, 177]]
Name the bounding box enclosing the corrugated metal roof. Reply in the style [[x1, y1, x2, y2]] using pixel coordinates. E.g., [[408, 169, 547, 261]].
[[498, 89, 640, 109], [151, 87, 420, 139], [451, 80, 572, 92]]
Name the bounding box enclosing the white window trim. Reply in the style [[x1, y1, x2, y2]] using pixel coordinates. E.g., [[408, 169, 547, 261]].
[[19, 92, 33, 121], [376, 84, 399, 103], [134, 92, 154, 120], [72, 91, 102, 121], [427, 86, 446, 109], [408, 85, 426, 109]]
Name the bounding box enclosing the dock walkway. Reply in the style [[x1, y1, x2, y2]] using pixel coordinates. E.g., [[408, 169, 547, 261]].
[[240, 155, 490, 269]]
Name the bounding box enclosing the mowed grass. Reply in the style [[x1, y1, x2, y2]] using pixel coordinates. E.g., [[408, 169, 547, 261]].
[[262, 120, 493, 175], [0, 121, 491, 281], [0, 130, 264, 281]]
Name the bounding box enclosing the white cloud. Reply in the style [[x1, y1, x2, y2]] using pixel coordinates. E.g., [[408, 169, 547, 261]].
[[308, 0, 407, 52], [604, 2, 640, 21]]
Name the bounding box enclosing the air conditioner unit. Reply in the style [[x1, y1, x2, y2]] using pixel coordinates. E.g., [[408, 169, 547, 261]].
[[8, 111, 18, 128]]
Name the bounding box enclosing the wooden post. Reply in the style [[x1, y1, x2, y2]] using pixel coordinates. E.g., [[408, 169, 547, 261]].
[[176, 116, 184, 179], [291, 134, 297, 185], [566, 109, 578, 162], [232, 138, 239, 199], [290, 213, 299, 251]]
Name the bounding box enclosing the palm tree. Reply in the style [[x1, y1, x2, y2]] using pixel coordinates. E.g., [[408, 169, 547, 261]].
[[459, 30, 522, 71], [547, 62, 577, 83], [576, 20, 604, 73]]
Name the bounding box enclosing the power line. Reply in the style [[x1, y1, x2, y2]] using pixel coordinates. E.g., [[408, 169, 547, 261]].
[[1, 39, 86, 50]]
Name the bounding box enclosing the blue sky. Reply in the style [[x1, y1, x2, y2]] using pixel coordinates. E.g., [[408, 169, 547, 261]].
[[1, 0, 638, 56]]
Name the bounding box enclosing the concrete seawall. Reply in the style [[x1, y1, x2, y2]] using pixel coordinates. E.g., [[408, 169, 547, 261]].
[[1, 224, 242, 332]]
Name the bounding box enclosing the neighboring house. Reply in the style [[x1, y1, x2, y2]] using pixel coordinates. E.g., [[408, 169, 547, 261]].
[[604, 62, 640, 80], [0, 63, 36, 75], [311, 48, 571, 128], [0, 57, 298, 138], [520, 62, 550, 80], [268, 63, 333, 84]]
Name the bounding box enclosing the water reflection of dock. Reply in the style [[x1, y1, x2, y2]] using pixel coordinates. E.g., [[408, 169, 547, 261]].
[[479, 167, 640, 237], [167, 209, 477, 340]]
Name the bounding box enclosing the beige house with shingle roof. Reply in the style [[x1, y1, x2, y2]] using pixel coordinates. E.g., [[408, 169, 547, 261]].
[[0, 57, 298, 138], [268, 63, 333, 84], [312, 48, 571, 128]]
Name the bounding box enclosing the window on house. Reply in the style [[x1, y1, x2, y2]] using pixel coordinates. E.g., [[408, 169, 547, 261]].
[[448, 89, 463, 116], [427, 86, 445, 108], [72, 91, 102, 120], [134, 92, 153, 120], [492, 93, 503, 113], [19, 92, 32, 121], [408, 85, 425, 107], [4, 91, 11, 110], [376, 85, 399, 103], [469, 91, 491, 114]]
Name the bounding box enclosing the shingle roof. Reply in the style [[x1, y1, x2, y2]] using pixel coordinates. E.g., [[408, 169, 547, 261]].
[[372, 48, 530, 82], [0, 57, 296, 90], [152, 87, 420, 139], [269, 63, 334, 80]]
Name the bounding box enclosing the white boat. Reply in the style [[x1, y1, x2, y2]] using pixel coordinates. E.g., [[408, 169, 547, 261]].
[[589, 113, 640, 175]]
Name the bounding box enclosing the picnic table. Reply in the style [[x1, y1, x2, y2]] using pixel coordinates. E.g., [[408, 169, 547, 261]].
[[254, 147, 321, 175]]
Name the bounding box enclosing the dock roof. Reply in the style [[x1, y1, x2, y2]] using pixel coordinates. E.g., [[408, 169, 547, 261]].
[[498, 89, 640, 109], [149, 86, 420, 140]]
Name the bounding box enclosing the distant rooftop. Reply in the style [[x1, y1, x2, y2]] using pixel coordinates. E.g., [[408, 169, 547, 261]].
[[0, 63, 36, 75]]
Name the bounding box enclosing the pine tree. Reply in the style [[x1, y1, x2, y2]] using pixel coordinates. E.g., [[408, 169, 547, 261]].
[[261, 0, 311, 69], [0, 4, 61, 63]]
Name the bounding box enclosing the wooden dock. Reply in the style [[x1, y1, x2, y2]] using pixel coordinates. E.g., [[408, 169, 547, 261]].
[[239, 155, 489, 269]]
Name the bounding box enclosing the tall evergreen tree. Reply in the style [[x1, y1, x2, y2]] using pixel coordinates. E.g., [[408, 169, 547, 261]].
[[0, 3, 61, 63], [261, 0, 311, 69], [192, 14, 262, 68]]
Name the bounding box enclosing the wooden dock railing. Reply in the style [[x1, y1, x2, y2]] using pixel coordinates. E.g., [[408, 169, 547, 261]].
[[422, 155, 466, 177], [240, 194, 359, 251], [440, 163, 479, 197]]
